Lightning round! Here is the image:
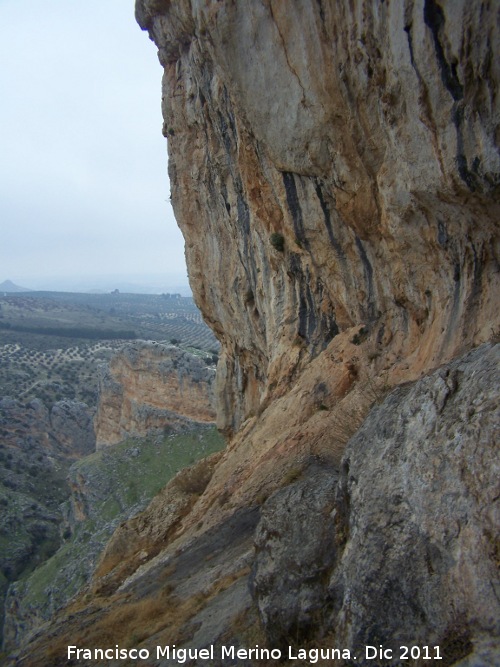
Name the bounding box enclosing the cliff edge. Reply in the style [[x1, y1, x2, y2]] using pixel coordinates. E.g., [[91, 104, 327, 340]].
[[6, 2, 499, 665], [94, 342, 216, 447]]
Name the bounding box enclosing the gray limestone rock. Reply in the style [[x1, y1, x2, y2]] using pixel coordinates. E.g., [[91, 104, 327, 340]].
[[251, 344, 500, 665], [329, 343, 500, 664], [250, 464, 338, 649], [49, 400, 96, 456]]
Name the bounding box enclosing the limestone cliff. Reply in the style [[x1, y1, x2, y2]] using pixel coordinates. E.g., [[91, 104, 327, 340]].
[[5, 2, 499, 665], [137, 0, 499, 437], [94, 342, 216, 447], [133, 0, 500, 637]]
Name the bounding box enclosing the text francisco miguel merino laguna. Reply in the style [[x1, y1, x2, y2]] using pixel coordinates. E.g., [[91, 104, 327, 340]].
[[67, 643, 443, 663]]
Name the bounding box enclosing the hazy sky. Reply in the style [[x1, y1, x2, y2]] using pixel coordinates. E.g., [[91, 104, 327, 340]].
[[0, 0, 188, 292]]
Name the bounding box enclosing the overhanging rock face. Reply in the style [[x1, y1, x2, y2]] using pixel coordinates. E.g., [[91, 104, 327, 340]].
[[131, 1, 499, 660], [137, 0, 499, 435], [6, 3, 499, 663]]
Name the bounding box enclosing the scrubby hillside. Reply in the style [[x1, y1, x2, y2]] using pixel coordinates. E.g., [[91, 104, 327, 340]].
[[3, 427, 224, 655], [0, 397, 95, 646], [1, 338, 218, 657]]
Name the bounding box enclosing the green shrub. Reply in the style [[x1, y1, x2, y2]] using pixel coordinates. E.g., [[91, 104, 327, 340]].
[[270, 232, 285, 252], [351, 326, 368, 346]]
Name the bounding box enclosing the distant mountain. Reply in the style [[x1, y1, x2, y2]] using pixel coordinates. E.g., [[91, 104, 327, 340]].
[[0, 280, 32, 293]]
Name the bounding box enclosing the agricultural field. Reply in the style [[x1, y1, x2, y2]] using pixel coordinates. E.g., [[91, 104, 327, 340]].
[[0, 291, 219, 408]]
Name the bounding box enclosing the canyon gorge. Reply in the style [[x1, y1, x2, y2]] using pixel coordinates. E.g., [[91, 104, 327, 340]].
[[1, 341, 218, 657], [4, 1, 499, 665]]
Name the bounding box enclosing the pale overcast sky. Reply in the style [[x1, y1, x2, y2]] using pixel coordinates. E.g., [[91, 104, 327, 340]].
[[0, 0, 188, 292]]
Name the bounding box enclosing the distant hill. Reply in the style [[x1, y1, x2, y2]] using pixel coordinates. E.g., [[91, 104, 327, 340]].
[[0, 279, 32, 293]]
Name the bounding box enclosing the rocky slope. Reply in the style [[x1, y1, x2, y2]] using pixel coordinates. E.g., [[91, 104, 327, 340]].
[[8, 345, 499, 667], [94, 342, 216, 447], [0, 398, 95, 644], [1, 342, 218, 653], [5, 1, 499, 665], [2, 426, 225, 656], [252, 344, 499, 664], [0, 342, 216, 653]]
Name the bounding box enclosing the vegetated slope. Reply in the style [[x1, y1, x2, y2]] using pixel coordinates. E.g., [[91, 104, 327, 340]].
[[10, 346, 498, 667], [8, 1, 500, 665], [3, 426, 225, 655], [0, 335, 220, 657], [0, 292, 218, 350], [0, 398, 95, 645], [0, 315, 218, 657]]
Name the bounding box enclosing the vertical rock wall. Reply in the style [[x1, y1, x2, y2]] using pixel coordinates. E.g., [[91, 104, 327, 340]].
[[251, 344, 500, 664], [136, 0, 499, 435], [94, 342, 215, 447], [3, 5, 499, 661]]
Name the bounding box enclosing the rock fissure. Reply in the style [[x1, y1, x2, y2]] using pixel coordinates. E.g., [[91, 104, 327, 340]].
[[268, 1, 307, 108], [423, 0, 464, 102]]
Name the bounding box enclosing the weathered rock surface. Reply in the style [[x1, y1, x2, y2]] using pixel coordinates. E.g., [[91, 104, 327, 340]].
[[251, 343, 500, 665], [94, 342, 216, 447], [5, 1, 500, 664], [137, 0, 499, 437], [92, 450, 224, 595], [0, 397, 95, 568], [251, 462, 339, 648], [10, 346, 498, 667], [0, 397, 95, 462], [47, 400, 96, 457]]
